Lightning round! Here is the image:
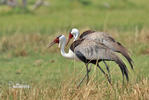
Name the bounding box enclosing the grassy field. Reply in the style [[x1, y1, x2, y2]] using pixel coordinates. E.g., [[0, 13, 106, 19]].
[[0, 0, 149, 99]]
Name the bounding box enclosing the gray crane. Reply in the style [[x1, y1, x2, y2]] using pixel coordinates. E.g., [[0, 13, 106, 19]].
[[67, 28, 133, 86], [48, 35, 129, 87], [67, 28, 133, 69]]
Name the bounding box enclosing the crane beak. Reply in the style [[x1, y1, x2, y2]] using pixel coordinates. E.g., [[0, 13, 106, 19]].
[[47, 41, 56, 48], [66, 33, 73, 46], [66, 38, 70, 46]]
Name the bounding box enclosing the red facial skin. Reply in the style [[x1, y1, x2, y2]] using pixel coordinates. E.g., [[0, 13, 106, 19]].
[[69, 32, 73, 39], [48, 37, 59, 48], [54, 38, 59, 43], [66, 33, 73, 46]]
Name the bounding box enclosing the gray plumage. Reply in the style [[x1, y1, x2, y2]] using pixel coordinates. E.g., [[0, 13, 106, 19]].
[[80, 31, 133, 69], [74, 39, 112, 60], [73, 39, 129, 81]]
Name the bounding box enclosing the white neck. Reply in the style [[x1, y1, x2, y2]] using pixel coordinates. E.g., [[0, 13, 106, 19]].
[[60, 37, 75, 59], [74, 32, 79, 41]]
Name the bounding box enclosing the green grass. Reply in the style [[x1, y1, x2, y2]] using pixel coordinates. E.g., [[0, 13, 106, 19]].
[[0, 0, 149, 99], [0, 0, 149, 35]]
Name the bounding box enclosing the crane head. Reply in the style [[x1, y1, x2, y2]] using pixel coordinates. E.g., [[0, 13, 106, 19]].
[[66, 28, 79, 46], [47, 35, 62, 48]]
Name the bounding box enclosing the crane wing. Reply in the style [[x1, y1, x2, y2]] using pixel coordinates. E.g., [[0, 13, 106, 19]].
[[80, 31, 133, 69]]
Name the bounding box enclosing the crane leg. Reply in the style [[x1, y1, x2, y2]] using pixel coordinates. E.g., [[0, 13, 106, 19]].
[[97, 63, 111, 85], [86, 64, 89, 84], [77, 64, 92, 88], [103, 61, 112, 84], [122, 71, 125, 85]]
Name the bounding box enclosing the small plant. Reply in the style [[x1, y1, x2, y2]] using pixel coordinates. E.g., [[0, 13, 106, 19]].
[[78, 0, 91, 5]]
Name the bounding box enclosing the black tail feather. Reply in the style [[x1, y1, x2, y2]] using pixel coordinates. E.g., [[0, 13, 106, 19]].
[[119, 50, 134, 70], [124, 54, 134, 70], [115, 58, 129, 81]]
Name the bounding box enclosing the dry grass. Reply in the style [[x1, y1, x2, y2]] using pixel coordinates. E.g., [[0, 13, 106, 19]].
[[0, 78, 149, 100], [0, 28, 148, 55]]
